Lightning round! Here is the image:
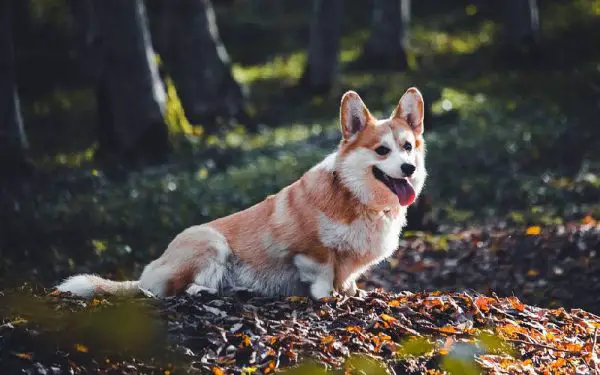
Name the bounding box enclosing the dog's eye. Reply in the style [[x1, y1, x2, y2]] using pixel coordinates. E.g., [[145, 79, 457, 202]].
[[403, 142, 413, 152], [375, 146, 391, 156]]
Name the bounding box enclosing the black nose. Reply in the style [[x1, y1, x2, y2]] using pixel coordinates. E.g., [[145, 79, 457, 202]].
[[401, 163, 416, 177]]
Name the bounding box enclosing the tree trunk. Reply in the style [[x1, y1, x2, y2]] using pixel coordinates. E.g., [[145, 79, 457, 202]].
[[149, 0, 246, 132], [299, 0, 343, 94], [352, 0, 411, 71], [502, 0, 540, 45], [0, 0, 30, 178], [91, 0, 170, 165]]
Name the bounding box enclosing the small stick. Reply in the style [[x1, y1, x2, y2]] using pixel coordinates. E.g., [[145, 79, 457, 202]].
[[506, 339, 579, 354]]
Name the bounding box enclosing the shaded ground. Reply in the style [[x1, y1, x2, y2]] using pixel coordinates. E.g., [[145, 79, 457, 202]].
[[1, 219, 599, 374], [364, 218, 600, 314]]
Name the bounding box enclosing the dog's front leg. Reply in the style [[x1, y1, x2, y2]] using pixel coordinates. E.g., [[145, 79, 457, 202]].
[[343, 280, 358, 296], [334, 259, 370, 297], [293, 254, 334, 300], [342, 280, 368, 297]]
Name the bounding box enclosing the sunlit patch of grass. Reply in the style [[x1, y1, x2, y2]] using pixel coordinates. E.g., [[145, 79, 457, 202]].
[[340, 73, 378, 89], [340, 30, 369, 63], [340, 47, 362, 64], [245, 123, 329, 149], [411, 21, 497, 56], [431, 87, 486, 115], [232, 52, 307, 84], [205, 122, 333, 151]]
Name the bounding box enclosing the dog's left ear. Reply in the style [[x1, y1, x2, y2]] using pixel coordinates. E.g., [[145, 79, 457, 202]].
[[392, 87, 425, 135]]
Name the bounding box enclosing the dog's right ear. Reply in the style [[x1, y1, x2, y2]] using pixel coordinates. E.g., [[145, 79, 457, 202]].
[[339, 91, 372, 140]]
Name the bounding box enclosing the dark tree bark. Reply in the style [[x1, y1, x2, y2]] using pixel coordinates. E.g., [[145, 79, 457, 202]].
[[502, 0, 540, 46], [298, 0, 343, 94], [149, 0, 247, 132], [0, 0, 30, 178], [90, 0, 170, 165], [352, 0, 411, 71]]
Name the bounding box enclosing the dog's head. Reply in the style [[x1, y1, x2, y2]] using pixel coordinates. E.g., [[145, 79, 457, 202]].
[[335, 88, 427, 212]]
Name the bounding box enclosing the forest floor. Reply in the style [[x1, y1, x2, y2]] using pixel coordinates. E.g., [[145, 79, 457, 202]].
[[1, 218, 600, 374], [2, 0, 600, 374]]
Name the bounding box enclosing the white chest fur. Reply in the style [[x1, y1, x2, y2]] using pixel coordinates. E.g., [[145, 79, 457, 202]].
[[317, 210, 405, 257]]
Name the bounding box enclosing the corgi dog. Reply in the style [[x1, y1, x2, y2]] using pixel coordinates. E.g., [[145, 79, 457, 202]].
[[56, 88, 427, 300]]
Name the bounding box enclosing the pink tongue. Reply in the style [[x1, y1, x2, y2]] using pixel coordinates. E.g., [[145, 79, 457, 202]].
[[391, 179, 416, 206]]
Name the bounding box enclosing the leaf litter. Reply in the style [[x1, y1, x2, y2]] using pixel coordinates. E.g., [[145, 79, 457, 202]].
[[1, 219, 599, 374]]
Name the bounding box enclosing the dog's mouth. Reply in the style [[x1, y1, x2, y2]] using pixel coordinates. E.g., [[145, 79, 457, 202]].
[[372, 167, 416, 206]]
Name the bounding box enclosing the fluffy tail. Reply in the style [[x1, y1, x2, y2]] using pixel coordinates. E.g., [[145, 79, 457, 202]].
[[56, 274, 140, 299]]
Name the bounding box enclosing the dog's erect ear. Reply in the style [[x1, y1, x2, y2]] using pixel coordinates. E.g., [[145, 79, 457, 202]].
[[392, 87, 425, 135], [340, 91, 372, 140]]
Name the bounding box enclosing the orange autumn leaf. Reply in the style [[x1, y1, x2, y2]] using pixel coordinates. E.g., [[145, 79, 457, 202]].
[[13, 352, 33, 360], [388, 299, 401, 307], [439, 326, 460, 334], [380, 313, 398, 323], [264, 360, 276, 374], [551, 358, 567, 369], [74, 343, 89, 353], [582, 215, 596, 225], [212, 367, 224, 375], [497, 323, 527, 338], [562, 342, 583, 351], [526, 226, 541, 235], [240, 335, 252, 347], [321, 335, 335, 345], [508, 296, 526, 312], [346, 326, 362, 333], [498, 358, 515, 369], [527, 269, 540, 277], [424, 298, 444, 308], [475, 296, 492, 312]]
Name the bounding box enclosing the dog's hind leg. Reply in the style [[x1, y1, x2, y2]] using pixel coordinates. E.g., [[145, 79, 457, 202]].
[[138, 225, 231, 298], [294, 254, 334, 300]]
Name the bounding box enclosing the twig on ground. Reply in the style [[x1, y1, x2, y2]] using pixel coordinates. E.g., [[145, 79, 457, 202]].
[[507, 338, 580, 354]]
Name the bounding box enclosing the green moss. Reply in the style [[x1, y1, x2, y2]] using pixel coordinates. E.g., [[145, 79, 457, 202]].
[[163, 76, 200, 139], [411, 20, 497, 55]]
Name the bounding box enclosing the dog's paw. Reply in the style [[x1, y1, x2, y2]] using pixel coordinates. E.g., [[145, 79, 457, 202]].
[[341, 282, 367, 298], [138, 286, 158, 299], [186, 284, 218, 296]]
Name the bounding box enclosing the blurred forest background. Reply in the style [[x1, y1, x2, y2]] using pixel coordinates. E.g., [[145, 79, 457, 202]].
[[1, 0, 599, 299]]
